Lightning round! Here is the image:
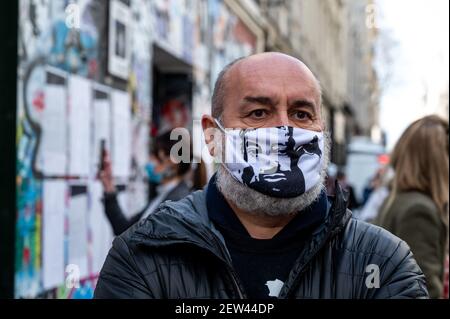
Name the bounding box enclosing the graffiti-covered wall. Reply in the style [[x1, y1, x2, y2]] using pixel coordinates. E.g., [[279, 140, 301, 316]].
[[15, 0, 260, 298], [150, 0, 258, 125], [16, 0, 153, 298]]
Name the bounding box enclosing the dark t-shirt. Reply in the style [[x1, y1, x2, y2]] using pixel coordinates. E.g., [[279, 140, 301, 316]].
[[207, 175, 329, 299]]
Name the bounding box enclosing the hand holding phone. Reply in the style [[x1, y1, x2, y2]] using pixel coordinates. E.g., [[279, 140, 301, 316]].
[[98, 140, 116, 193], [99, 139, 107, 171]]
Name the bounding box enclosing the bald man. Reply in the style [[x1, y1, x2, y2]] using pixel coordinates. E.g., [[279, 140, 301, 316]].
[[95, 53, 428, 299]]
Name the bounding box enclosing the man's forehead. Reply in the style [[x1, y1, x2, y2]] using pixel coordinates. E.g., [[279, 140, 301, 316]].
[[227, 53, 320, 97], [232, 53, 312, 76]]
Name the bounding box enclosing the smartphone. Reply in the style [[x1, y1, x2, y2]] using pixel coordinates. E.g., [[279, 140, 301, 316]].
[[99, 139, 107, 171]]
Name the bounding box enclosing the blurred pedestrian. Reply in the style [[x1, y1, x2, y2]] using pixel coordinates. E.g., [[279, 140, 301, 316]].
[[188, 158, 208, 191], [375, 115, 449, 298], [98, 131, 192, 236], [362, 166, 386, 206], [444, 256, 449, 299], [325, 162, 338, 196], [358, 165, 393, 222], [336, 171, 359, 210]]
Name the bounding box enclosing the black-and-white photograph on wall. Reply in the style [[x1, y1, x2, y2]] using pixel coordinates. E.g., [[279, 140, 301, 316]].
[[108, 0, 131, 79]]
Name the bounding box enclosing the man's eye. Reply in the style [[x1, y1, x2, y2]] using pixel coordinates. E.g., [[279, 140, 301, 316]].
[[250, 109, 267, 118], [294, 111, 312, 120]]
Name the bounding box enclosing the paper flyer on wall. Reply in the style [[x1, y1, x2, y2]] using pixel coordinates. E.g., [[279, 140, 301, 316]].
[[68, 75, 92, 177], [88, 181, 114, 275], [111, 89, 131, 179], [37, 67, 68, 177], [68, 188, 89, 279], [42, 180, 66, 290]]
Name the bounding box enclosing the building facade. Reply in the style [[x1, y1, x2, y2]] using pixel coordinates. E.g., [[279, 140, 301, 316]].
[[346, 0, 380, 142], [268, 0, 380, 165]]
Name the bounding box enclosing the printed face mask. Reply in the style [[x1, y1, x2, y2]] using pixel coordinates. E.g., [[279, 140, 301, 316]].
[[215, 120, 325, 198]]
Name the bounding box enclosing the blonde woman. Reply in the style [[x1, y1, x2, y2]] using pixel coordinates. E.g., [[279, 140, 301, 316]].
[[375, 115, 449, 298]]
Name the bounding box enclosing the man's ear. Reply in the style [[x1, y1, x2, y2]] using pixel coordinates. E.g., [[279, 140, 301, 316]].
[[202, 115, 220, 157]]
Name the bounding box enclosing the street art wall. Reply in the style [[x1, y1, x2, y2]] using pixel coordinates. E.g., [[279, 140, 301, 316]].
[[15, 0, 259, 298], [151, 0, 258, 120]]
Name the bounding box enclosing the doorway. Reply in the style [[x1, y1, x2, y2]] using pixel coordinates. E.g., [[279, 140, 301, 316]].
[[151, 45, 193, 137]]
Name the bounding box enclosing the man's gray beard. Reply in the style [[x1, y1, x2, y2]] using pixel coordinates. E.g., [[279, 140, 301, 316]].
[[216, 134, 331, 217]]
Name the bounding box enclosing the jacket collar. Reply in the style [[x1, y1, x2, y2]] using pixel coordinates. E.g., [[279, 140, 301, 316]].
[[278, 180, 351, 298], [130, 179, 351, 267]]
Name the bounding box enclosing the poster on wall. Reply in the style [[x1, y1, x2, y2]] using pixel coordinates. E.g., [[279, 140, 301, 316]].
[[68, 185, 89, 280], [111, 89, 131, 179], [108, 0, 132, 79], [68, 75, 92, 177], [92, 84, 112, 176], [42, 180, 66, 290], [89, 181, 114, 275], [36, 67, 68, 177]]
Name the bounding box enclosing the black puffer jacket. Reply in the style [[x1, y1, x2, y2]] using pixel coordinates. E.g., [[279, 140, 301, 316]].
[[94, 184, 429, 299]]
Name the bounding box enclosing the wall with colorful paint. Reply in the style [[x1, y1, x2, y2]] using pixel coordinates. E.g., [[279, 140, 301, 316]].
[[15, 0, 260, 299]]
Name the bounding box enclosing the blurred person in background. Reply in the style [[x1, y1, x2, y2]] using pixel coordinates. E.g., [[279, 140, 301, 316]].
[[188, 158, 208, 191], [444, 257, 449, 299], [362, 166, 387, 206], [324, 162, 338, 196], [336, 171, 359, 211], [98, 131, 194, 236], [358, 165, 393, 222], [375, 115, 449, 298]]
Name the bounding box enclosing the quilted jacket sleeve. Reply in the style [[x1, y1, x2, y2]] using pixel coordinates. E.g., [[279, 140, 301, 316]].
[[94, 236, 154, 299], [372, 240, 429, 299]]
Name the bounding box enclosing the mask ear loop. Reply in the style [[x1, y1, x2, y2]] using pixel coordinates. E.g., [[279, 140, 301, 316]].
[[214, 118, 226, 133], [212, 118, 227, 165], [215, 118, 255, 136], [213, 118, 246, 173], [212, 124, 246, 185]]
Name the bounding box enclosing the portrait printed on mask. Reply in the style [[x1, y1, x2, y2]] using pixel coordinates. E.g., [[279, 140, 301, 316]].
[[222, 126, 324, 198]]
